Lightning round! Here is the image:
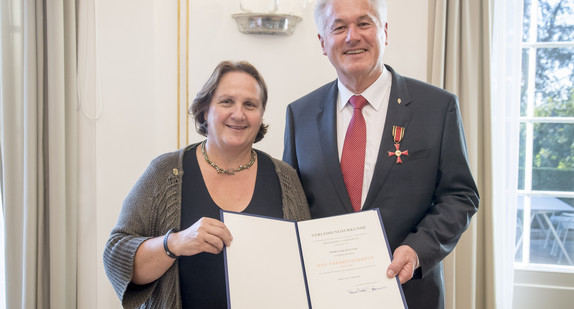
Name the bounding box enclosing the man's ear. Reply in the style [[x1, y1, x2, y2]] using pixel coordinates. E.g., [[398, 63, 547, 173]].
[[318, 34, 327, 55], [384, 22, 389, 46]]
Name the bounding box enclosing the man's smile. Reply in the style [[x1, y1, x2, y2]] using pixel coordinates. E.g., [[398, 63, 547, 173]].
[[344, 49, 367, 55]]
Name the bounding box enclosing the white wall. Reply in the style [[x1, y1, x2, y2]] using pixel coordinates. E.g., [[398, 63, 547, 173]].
[[85, 0, 429, 307]]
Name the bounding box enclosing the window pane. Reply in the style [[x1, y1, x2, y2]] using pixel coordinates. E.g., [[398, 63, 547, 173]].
[[527, 206, 551, 265], [537, 0, 574, 43], [516, 196, 574, 265], [529, 207, 574, 265], [518, 123, 526, 190], [520, 49, 530, 117], [532, 123, 574, 191], [515, 206, 524, 263], [562, 198, 574, 208], [522, 0, 532, 42], [534, 47, 574, 116]]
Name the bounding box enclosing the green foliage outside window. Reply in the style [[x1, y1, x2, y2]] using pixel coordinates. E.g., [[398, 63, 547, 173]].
[[519, 0, 574, 186]]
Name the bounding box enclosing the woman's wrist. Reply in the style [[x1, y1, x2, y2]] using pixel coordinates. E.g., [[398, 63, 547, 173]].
[[163, 228, 179, 259]]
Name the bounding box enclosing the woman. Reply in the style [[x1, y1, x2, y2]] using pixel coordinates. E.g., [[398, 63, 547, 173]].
[[103, 60, 311, 308]]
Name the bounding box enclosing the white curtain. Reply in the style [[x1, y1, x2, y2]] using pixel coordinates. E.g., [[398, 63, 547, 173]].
[[428, 0, 493, 308], [490, 0, 522, 308], [0, 0, 78, 308]]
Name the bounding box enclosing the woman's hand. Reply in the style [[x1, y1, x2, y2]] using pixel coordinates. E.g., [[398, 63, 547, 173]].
[[170, 217, 233, 256], [132, 217, 232, 285]]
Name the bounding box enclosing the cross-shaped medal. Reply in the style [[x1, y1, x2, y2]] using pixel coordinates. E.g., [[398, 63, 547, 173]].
[[388, 126, 408, 164]]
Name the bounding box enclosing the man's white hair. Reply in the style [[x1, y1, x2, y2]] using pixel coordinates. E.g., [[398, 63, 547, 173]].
[[313, 0, 388, 37]]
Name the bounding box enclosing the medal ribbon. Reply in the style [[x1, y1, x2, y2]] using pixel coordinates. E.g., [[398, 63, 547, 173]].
[[392, 126, 404, 143]]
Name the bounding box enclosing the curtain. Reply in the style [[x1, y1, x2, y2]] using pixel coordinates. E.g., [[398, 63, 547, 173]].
[[0, 0, 78, 308], [428, 0, 493, 308], [489, 0, 522, 308]]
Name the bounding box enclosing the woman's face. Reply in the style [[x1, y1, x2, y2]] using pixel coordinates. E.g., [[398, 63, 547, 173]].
[[205, 71, 264, 150]]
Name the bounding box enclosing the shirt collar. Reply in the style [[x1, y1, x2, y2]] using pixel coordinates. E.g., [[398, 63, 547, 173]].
[[337, 65, 391, 111]]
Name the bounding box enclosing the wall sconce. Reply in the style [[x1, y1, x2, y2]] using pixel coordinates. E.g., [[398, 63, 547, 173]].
[[232, 0, 311, 36]]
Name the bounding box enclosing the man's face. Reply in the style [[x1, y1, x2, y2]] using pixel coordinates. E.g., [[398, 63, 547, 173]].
[[319, 0, 388, 85]]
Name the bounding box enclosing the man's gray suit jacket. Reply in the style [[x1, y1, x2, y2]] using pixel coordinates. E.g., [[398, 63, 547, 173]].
[[283, 65, 479, 309]]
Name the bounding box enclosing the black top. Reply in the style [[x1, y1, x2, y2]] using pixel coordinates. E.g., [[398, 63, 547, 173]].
[[179, 144, 283, 308]]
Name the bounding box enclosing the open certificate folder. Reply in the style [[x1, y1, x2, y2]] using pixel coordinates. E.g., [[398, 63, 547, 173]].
[[221, 209, 407, 309]]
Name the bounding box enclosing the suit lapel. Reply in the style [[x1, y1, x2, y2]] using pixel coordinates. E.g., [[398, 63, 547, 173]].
[[364, 67, 413, 208], [317, 81, 355, 213]]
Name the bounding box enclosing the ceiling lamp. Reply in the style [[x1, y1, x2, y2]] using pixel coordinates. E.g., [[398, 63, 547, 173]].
[[232, 0, 310, 36]]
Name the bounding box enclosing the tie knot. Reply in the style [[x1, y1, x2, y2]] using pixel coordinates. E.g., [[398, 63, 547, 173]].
[[349, 95, 368, 110]]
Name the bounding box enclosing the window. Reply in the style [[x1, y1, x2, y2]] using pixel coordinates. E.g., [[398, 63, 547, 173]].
[[514, 0, 574, 271]]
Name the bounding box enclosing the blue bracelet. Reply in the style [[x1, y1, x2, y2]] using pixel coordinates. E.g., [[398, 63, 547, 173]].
[[163, 228, 179, 259]]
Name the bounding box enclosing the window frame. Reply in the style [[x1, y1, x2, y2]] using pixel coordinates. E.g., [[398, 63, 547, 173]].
[[514, 0, 574, 273]]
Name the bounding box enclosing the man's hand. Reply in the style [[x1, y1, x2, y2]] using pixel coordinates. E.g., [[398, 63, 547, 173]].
[[386, 245, 419, 284]]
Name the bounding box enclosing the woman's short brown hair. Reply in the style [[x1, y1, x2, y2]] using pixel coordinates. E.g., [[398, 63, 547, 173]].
[[190, 60, 269, 143]]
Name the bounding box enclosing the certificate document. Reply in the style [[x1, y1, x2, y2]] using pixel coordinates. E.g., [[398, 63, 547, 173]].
[[221, 209, 407, 309]]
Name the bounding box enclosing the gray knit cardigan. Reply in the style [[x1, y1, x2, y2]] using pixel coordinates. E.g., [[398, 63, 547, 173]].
[[103, 145, 311, 309]]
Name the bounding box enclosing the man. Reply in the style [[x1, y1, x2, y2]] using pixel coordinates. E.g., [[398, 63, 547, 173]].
[[282, 0, 479, 308]]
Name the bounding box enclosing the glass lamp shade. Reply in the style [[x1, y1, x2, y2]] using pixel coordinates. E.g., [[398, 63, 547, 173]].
[[233, 0, 309, 35], [232, 13, 302, 35]]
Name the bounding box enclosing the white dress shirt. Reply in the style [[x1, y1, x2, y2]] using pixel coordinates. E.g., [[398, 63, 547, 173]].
[[337, 66, 392, 209]]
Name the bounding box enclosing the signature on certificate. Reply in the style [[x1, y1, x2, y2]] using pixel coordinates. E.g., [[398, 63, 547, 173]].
[[348, 286, 386, 294]]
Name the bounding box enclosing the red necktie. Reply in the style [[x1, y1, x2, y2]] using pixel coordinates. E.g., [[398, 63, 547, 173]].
[[341, 95, 367, 212]]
